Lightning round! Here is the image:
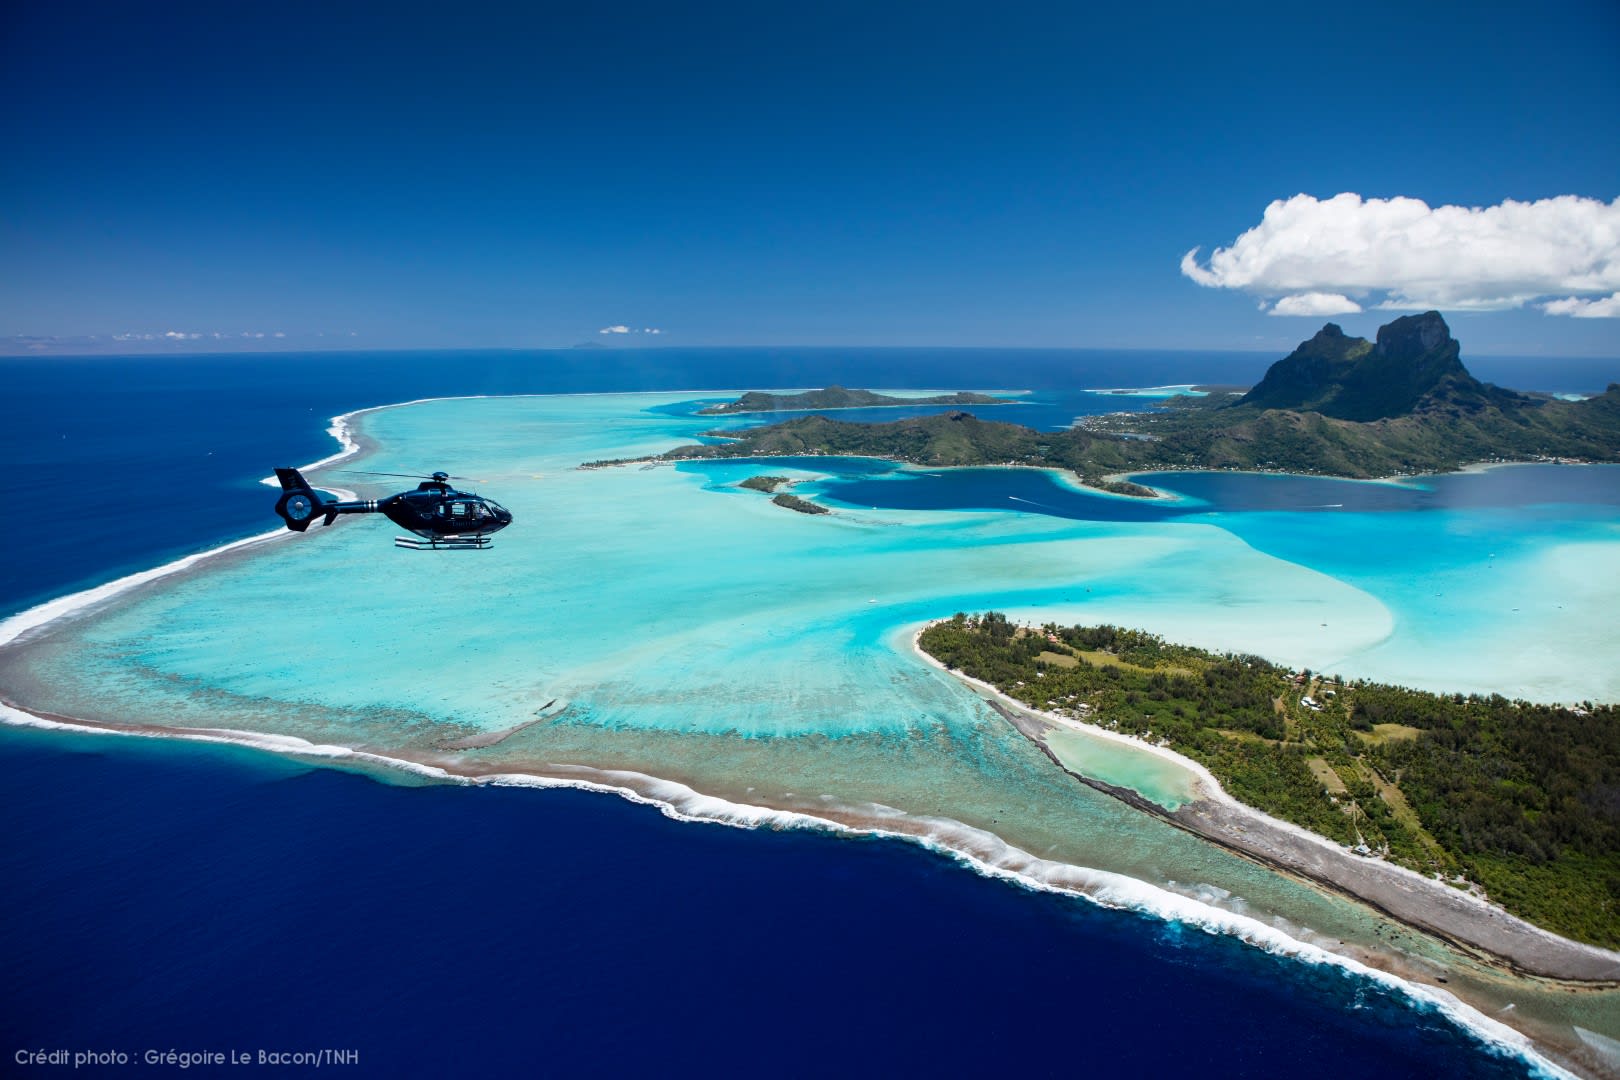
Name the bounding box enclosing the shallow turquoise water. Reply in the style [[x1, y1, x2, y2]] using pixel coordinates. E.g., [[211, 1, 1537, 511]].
[[42, 392, 1412, 738], [1042, 727, 1199, 810], [11, 390, 1620, 1061]]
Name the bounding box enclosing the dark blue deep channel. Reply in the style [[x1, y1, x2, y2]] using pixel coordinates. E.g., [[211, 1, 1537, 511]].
[[1, 727, 1533, 1078], [3, 347, 1589, 1077]]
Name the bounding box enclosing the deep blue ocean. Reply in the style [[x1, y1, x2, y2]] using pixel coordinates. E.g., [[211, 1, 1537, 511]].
[[6, 346, 1610, 1077]]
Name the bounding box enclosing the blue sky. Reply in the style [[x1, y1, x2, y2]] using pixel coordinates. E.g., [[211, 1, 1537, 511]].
[[3, 1, 1617, 356]]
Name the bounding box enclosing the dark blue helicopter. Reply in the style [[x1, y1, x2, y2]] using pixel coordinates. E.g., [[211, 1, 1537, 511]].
[[273, 467, 513, 549]]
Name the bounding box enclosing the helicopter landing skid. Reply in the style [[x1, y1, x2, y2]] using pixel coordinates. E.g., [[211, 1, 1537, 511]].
[[394, 535, 493, 551]]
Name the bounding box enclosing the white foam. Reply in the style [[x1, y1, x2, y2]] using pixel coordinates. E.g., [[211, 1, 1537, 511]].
[[0, 530, 288, 650], [566, 765, 1575, 1077], [0, 692, 1572, 1077], [0, 396, 440, 650], [1084, 384, 1208, 397], [867, 814, 1572, 1079]]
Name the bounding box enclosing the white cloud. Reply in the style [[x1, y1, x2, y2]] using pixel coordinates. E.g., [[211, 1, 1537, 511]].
[[643, 327, 664, 335], [1268, 292, 1363, 317], [164, 330, 202, 340], [1540, 291, 1620, 318], [599, 325, 631, 334], [1182, 193, 1620, 317]]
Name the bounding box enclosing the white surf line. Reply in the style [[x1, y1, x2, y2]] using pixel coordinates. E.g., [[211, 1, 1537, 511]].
[[1086, 383, 1204, 392], [0, 701, 1571, 1077], [255, 394, 492, 487], [888, 815, 1573, 1080], [0, 529, 291, 651], [1, 412, 383, 649]]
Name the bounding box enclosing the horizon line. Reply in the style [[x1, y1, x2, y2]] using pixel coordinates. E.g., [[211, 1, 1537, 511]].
[[6, 341, 1620, 362]]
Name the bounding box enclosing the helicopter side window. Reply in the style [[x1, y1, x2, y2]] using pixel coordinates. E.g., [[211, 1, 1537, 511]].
[[449, 502, 470, 518]]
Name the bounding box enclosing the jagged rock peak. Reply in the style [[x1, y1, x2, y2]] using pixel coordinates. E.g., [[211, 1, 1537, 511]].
[[1239, 310, 1492, 421], [1375, 310, 1452, 357]]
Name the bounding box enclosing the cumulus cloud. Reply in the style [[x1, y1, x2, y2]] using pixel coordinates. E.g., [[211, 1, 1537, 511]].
[[163, 330, 202, 340], [1182, 193, 1620, 317], [1540, 291, 1620, 318], [1267, 292, 1363, 317], [599, 325, 631, 334]]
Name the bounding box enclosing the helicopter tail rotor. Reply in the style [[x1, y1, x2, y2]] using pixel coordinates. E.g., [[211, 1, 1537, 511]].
[[273, 467, 331, 532]]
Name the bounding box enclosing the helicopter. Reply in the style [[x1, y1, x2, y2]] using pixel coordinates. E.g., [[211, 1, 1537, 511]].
[[273, 467, 513, 549]]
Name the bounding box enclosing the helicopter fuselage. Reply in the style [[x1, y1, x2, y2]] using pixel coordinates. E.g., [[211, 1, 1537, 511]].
[[273, 468, 513, 544], [378, 480, 512, 539]]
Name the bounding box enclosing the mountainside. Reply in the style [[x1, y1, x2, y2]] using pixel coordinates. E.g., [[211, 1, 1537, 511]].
[[1239, 312, 1524, 421], [1238, 322, 1370, 413], [670, 410, 1071, 466], [651, 313, 1620, 492]]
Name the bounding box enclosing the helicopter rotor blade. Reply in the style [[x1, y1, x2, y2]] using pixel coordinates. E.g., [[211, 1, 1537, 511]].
[[336, 470, 483, 482]]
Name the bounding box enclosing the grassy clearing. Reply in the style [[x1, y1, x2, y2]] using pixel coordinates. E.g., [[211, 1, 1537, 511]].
[[1353, 722, 1424, 746], [1307, 757, 1349, 794]]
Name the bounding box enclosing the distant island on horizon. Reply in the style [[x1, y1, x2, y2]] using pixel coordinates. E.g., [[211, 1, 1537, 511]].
[[643, 312, 1620, 494], [696, 386, 1007, 415]]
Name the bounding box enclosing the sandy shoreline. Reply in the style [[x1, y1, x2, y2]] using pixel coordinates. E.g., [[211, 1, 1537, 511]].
[[907, 623, 1620, 984]]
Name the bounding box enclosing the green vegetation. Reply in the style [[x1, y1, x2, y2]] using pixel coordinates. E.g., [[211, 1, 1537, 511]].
[[919, 613, 1620, 946], [697, 385, 1005, 415], [771, 492, 829, 515], [656, 313, 1620, 491], [1097, 478, 1159, 498], [740, 474, 790, 492]]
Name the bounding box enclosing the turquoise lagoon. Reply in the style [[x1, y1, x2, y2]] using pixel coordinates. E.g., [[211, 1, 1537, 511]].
[[8, 390, 1620, 1063]]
